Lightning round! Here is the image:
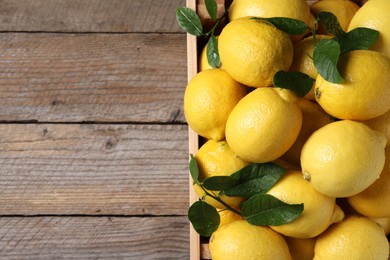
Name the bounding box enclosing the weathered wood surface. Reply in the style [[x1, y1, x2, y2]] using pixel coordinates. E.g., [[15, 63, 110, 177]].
[[0, 124, 188, 215], [0, 216, 189, 259], [0, 0, 185, 33], [1, 0, 183, 258], [0, 33, 187, 123]]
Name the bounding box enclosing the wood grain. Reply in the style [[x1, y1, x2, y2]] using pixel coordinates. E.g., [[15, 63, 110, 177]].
[[0, 216, 189, 259], [0, 0, 185, 33], [0, 33, 187, 123], [0, 124, 189, 215]]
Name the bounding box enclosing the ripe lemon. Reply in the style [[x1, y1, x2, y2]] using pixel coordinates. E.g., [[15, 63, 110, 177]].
[[229, 0, 315, 30], [289, 35, 330, 100], [267, 170, 344, 238], [183, 69, 247, 141], [310, 0, 360, 34], [314, 50, 390, 121], [218, 18, 293, 88], [285, 237, 316, 260], [363, 109, 390, 148], [348, 0, 390, 58], [314, 216, 389, 260], [347, 148, 390, 218], [217, 210, 242, 229], [193, 139, 250, 210], [301, 120, 387, 197], [370, 217, 390, 235], [225, 87, 302, 163], [209, 219, 292, 260], [282, 98, 332, 166]]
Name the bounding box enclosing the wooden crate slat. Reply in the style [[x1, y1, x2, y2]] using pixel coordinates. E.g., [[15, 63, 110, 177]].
[[0, 124, 188, 215], [0, 33, 187, 123], [0, 216, 189, 259], [0, 0, 185, 33]]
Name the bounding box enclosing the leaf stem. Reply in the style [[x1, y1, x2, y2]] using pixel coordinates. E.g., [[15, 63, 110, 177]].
[[205, 8, 230, 37], [200, 185, 241, 215]]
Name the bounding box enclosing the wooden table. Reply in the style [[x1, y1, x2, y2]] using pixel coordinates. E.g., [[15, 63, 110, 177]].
[[0, 0, 190, 258]]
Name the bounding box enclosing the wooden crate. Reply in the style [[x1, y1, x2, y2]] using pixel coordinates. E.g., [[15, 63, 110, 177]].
[[185, 1, 387, 259]]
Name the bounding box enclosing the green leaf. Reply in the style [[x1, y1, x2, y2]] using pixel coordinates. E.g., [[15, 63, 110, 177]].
[[189, 154, 200, 183], [318, 12, 344, 38], [337, 27, 380, 54], [205, 0, 218, 21], [224, 163, 286, 198], [203, 176, 239, 191], [273, 71, 314, 97], [231, 163, 286, 182], [313, 38, 344, 83], [206, 35, 221, 68], [188, 201, 220, 237], [251, 17, 309, 35], [176, 7, 203, 36], [241, 194, 304, 226]]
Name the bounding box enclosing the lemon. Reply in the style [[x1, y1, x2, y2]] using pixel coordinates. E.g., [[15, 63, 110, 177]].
[[310, 0, 360, 34], [193, 139, 250, 209], [267, 170, 344, 238], [183, 69, 247, 141], [285, 237, 316, 260], [314, 216, 389, 260], [209, 219, 292, 260], [229, 0, 315, 30], [301, 120, 386, 197], [226, 87, 302, 163], [217, 210, 242, 229], [347, 148, 390, 218], [218, 18, 293, 88], [364, 109, 390, 148], [289, 35, 330, 100], [348, 0, 390, 58], [370, 217, 390, 235], [314, 50, 390, 121], [282, 98, 332, 166]]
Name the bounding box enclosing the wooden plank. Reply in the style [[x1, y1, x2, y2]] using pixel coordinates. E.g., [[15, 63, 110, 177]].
[[0, 33, 187, 123], [0, 216, 189, 259], [187, 0, 201, 258], [0, 124, 189, 215], [0, 0, 185, 33]]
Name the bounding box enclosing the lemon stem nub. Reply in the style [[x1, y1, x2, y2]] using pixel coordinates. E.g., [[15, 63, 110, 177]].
[[303, 171, 311, 182]]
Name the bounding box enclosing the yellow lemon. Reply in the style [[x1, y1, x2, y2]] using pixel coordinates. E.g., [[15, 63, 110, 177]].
[[285, 237, 316, 260], [193, 139, 250, 210], [310, 0, 360, 34], [226, 87, 302, 163], [229, 0, 315, 30], [267, 170, 344, 238], [184, 69, 247, 141], [209, 220, 292, 260], [282, 98, 332, 166], [363, 109, 390, 148], [217, 210, 243, 229], [348, 0, 390, 58], [289, 35, 330, 100], [370, 217, 390, 235], [218, 18, 293, 88], [314, 216, 389, 260], [314, 50, 390, 121], [347, 148, 390, 218], [301, 120, 386, 197]]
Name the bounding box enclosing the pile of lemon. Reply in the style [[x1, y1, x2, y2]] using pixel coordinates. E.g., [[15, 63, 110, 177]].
[[184, 0, 390, 259]]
